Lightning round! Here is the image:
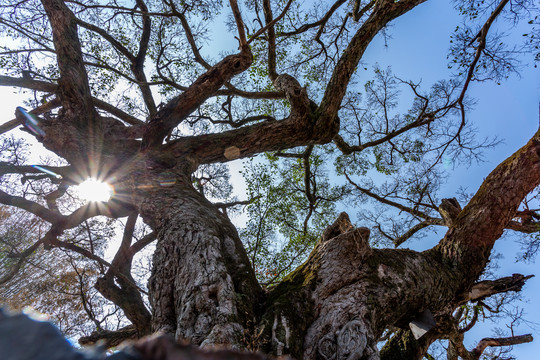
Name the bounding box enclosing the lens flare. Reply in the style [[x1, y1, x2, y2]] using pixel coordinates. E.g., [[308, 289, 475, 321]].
[[17, 107, 45, 137]]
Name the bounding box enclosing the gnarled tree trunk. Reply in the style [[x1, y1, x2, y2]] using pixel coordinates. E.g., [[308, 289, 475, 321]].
[[137, 129, 539, 359], [134, 163, 262, 347]]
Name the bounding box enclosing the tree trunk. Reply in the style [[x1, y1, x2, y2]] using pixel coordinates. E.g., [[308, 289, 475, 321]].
[[135, 163, 262, 347], [259, 216, 460, 359]]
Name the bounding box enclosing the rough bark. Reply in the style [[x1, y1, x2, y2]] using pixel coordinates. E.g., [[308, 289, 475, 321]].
[[132, 164, 262, 347], [261, 215, 459, 359], [256, 128, 540, 359], [434, 128, 540, 284], [40, 0, 97, 126]]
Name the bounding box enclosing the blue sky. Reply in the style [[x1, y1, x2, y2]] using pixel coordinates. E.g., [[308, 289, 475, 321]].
[[0, 0, 539, 357]]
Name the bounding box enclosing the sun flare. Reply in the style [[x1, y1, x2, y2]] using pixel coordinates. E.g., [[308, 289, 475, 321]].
[[75, 178, 113, 202]]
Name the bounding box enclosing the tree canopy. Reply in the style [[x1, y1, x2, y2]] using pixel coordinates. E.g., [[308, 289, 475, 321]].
[[0, 0, 539, 359]]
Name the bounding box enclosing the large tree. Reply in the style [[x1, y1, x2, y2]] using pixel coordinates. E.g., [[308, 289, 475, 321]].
[[0, 0, 539, 359]]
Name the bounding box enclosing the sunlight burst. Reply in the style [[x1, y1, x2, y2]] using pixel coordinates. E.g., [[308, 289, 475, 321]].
[[75, 178, 113, 202]]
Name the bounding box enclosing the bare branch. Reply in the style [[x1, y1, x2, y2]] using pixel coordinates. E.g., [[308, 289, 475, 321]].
[[78, 324, 138, 347], [0, 75, 57, 93], [277, 0, 347, 37], [466, 274, 534, 303], [393, 218, 444, 247], [129, 231, 156, 256], [0, 189, 64, 224], [471, 334, 533, 358], [0, 239, 43, 286], [0, 98, 61, 135], [344, 172, 431, 219], [93, 98, 144, 126], [333, 112, 435, 155]]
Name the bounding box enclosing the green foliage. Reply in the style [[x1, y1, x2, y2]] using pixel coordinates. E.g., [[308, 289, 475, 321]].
[[240, 148, 348, 285]]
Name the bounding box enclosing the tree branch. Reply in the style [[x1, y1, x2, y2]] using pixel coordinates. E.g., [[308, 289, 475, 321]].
[[141, 47, 253, 148], [435, 127, 540, 283], [249, 0, 293, 49], [471, 334, 533, 358], [0, 98, 61, 135], [0, 75, 142, 126], [129, 231, 157, 256], [0, 239, 43, 286], [40, 0, 97, 125], [0, 189, 64, 224], [229, 0, 247, 47], [78, 324, 138, 347], [465, 274, 534, 303], [277, 0, 347, 37], [0, 75, 57, 93], [344, 172, 431, 219], [318, 0, 427, 128]]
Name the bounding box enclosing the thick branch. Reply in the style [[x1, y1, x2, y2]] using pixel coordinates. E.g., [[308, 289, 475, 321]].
[[318, 0, 426, 127], [471, 334, 533, 358], [40, 0, 97, 125], [91, 213, 152, 334], [78, 325, 138, 347], [133, 0, 156, 116], [435, 128, 540, 282], [0, 99, 61, 135], [466, 274, 534, 303], [0, 75, 57, 93], [505, 219, 540, 233], [262, 0, 278, 81], [229, 0, 247, 47], [142, 47, 253, 148], [0, 189, 64, 224]]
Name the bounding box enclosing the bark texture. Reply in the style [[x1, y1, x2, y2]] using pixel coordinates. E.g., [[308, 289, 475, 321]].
[[134, 165, 262, 347], [253, 129, 540, 359], [260, 215, 459, 359]]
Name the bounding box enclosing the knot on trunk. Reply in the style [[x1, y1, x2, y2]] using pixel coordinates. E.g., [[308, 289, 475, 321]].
[[317, 319, 376, 360], [320, 212, 371, 258], [273, 74, 311, 118], [321, 212, 355, 242], [438, 198, 462, 226]]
